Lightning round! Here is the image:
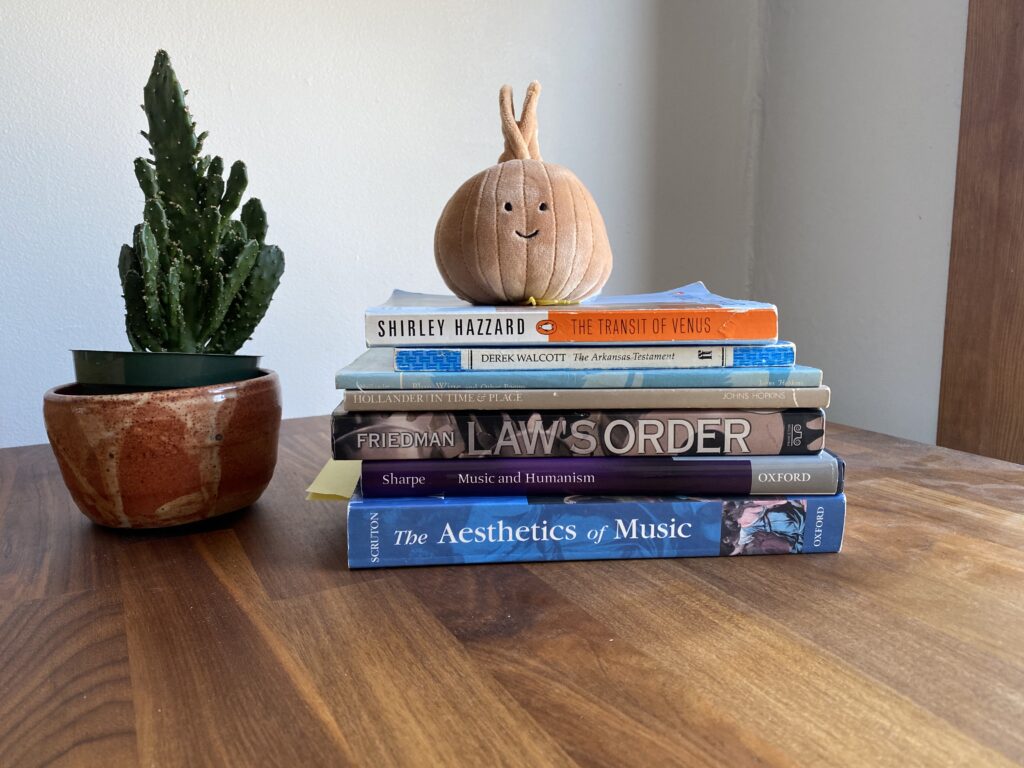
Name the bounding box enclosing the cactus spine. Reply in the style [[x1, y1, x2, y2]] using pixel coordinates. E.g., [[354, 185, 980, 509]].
[[119, 50, 284, 354]]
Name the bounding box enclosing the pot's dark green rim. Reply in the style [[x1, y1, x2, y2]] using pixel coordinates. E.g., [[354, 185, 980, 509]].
[[72, 350, 262, 389]]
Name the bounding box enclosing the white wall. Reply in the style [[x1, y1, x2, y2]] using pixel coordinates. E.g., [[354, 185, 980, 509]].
[[0, 1, 970, 448], [754, 0, 968, 443], [0, 0, 660, 447], [648, 2, 763, 299]]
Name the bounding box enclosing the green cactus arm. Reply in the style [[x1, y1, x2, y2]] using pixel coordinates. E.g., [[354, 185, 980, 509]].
[[133, 158, 158, 199], [213, 224, 249, 333], [166, 258, 195, 351], [143, 198, 168, 243], [173, 251, 204, 341], [166, 258, 182, 349], [143, 51, 199, 215], [142, 198, 170, 270], [218, 219, 248, 263], [200, 156, 225, 210], [196, 205, 223, 291], [199, 238, 260, 344], [133, 222, 165, 339], [240, 198, 267, 245], [119, 244, 163, 351], [220, 161, 248, 220], [123, 270, 163, 351], [206, 244, 284, 353], [161, 198, 187, 247], [118, 242, 134, 288], [118, 243, 145, 351]]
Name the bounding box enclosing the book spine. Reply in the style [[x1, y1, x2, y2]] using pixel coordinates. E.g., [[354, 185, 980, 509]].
[[365, 306, 778, 346], [337, 363, 822, 390], [359, 453, 844, 498], [346, 492, 847, 568], [393, 343, 798, 372], [341, 386, 831, 412], [331, 408, 826, 459]]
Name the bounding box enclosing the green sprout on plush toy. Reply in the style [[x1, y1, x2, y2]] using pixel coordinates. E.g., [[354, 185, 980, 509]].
[[119, 50, 284, 354]]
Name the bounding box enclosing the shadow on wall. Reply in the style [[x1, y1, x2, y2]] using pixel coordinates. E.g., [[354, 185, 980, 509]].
[[648, 1, 763, 298]]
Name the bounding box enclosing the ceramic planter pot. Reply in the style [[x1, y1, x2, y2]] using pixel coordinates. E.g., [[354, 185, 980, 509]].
[[43, 370, 281, 528]]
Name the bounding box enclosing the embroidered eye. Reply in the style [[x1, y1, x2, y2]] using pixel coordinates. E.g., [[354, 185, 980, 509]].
[[539, 202, 548, 211], [503, 201, 512, 212]]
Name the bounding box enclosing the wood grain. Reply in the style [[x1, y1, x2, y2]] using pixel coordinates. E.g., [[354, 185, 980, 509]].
[[938, 0, 1024, 462], [0, 416, 1022, 767], [0, 592, 136, 766]]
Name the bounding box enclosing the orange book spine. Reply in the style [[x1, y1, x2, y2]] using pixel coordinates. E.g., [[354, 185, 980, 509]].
[[541, 308, 778, 343]]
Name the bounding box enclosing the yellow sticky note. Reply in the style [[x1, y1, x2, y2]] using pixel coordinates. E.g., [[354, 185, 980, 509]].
[[306, 460, 361, 501]]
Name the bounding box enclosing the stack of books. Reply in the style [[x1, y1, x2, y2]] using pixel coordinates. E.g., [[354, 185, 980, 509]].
[[332, 282, 846, 568]]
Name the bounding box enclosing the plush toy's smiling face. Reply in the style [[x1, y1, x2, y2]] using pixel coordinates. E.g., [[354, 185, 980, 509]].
[[503, 194, 546, 240], [435, 158, 611, 304], [498, 162, 552, 250]]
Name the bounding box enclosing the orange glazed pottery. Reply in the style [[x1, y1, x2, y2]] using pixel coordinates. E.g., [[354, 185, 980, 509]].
[[43, 371, 281, 528]]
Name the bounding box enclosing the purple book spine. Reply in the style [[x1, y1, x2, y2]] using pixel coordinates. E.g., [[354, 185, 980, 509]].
[[359, 454, 843, 498]]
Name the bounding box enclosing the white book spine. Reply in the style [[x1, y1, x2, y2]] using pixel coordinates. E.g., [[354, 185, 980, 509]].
[[366, 311, 546, 346], [430, 346, 735, 370]]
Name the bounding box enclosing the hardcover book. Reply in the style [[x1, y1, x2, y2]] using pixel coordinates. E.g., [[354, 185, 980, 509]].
[[347, 491, 847, 568], [338, 347, 822, 390], [331, 408, 826, 459], [360, 451, 845, 497], [341, 385, 831, 412], [394, 342, 797, 372], [365, 282, 778, 347]]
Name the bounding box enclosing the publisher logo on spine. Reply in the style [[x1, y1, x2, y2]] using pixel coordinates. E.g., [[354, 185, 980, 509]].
[[536, 319, 557, 336], [788, 423, 803, 446]]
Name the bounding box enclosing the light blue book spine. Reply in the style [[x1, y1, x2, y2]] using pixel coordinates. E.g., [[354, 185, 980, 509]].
[[395, 342, 797, 371], [336, 364, 823, 390], [347, 492, 846, 568]]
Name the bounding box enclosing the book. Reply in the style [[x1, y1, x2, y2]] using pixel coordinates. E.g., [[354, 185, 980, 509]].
[[365, 282, 778, 347], [341, 385, 831, 412], [394, 342, 797, 372], [346, 491, 847, 568], [331, 408, 826, 459], [360, 451, 845, 498], [338, 348, 822, 390]]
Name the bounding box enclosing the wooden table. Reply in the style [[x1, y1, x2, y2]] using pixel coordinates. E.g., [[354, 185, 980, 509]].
[[1, 418, 1022, 767]]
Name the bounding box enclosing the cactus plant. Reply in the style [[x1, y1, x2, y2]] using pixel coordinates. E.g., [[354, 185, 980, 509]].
[[119, 50, 284, 354]]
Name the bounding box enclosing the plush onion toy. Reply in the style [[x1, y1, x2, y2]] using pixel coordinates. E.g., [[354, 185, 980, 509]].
[[434, 81, 613, 305]]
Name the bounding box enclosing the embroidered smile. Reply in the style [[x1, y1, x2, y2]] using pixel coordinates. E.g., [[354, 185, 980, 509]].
[[515, 229, 540, 239]]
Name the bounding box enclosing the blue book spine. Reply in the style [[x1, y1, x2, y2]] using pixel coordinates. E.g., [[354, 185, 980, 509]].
[[337, 360, 822, 390], [395, 343, 797, 372], [347, 492, 846, 568]]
